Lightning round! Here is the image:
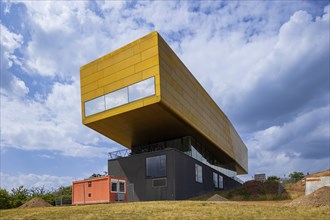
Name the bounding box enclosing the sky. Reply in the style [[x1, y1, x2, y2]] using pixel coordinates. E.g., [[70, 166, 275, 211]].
[[0, 0, 329, 191]]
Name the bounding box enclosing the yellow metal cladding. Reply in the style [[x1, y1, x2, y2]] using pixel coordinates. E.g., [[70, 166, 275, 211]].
[[80, 31, 248, 174], [80, 32, 161, 124], [157, 35, 247, 174]]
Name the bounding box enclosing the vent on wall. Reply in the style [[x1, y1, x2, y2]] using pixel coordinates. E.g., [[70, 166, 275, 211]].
[[152, 178, 167, 188]]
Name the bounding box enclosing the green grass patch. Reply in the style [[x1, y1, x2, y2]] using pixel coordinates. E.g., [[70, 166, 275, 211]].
[[1, 201, 329, 220]]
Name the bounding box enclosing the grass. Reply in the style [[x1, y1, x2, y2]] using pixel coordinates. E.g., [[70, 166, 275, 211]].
[[1, 201, 329, 220]]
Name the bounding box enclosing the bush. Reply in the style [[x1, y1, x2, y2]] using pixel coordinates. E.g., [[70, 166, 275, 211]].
[[289, 172, 305, 183], [0, 189, 11, 209]]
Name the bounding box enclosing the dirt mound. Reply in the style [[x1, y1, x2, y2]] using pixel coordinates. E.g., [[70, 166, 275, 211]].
[[306, 169, 330, 178], [241, 180, 278, 195], [19, 197, 52, 209], [207, 194, 228, 201], [288, 186, 330, 207]]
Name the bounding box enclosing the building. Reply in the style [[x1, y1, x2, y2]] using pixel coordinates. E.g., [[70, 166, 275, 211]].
[[72, 176, 128, 205], [254, 173, 266, 182], [305, 176, 330, 195], [80, 31, 248, 200]]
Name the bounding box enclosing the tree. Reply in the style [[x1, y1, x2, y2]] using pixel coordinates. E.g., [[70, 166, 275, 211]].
[[289, 171, 305, 182], [266, 176, 280, 182], [88, 173, 102, 179], [30, 185, 47, 197], [10, 185, 29, 208], [54, 186, 72, 206], [0, 188, 11, 209]]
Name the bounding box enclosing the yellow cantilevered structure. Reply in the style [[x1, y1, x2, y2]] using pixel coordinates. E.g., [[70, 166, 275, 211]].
[[80, 31, 248, 174]]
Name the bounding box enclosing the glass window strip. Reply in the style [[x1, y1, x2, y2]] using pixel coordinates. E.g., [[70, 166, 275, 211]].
[[84, 77, 155, 117]]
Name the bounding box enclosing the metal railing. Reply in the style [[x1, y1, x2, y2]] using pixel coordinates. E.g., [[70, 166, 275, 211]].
[[108, 149, 131, 160]]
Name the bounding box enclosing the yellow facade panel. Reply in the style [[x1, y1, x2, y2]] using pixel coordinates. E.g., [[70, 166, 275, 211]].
[[141, 46, 158, 61], [81, 70, 104, 86], [81, 81, 98, 95], [103, 54, 141, 77], [133, 35, 158, 54], [97, 47, 134, 71], [123, 72, 143, 85], [134, 55, 158, 73], [103, 79, 127, 95], [81, 63, 98, 79], [143, 96, 161, 107], [142, 65, 159, 79], [98, 66, 135, 88], [81, 87, 104, 102]]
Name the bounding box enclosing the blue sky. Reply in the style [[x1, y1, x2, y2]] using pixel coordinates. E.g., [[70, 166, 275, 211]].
[[1, 0, 329, 190]]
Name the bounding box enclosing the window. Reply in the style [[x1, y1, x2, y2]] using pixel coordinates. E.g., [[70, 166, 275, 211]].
[[105, 87, 128, 110], [146, 155, 166, 178], [128, 77, 155, 102], [111, 179, 126, 193], [213, 172, 219, 188], [111, 180, 118, 192], [88, 193, 91, 197], [119, 181, 126, 193], [84, 96, 105, 117], [84, 77, 155, 117], [88, 181, 92, 187], [195, 164, 203, 183], [219, 175, 224, 189]]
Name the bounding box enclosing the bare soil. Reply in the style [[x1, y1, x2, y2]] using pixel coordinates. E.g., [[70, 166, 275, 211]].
[[288, 186, 330, 207], [306, 169, 330, 177], [207, 194, 228, 201], [19, 197, 52, 209]]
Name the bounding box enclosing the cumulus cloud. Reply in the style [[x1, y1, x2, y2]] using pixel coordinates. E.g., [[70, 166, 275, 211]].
[[0, 1, 329, 189], [0, 172, 73, 190], [0, 80, 114, 158], [0, 24, 29, 97], [228, 8, 330, 132], [247, 106, 329, 168]]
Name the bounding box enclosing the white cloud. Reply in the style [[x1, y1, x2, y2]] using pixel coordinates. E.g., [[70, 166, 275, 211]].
[[0, 24, 28, 97], [0, 81, 114, 158], [242, 105, 330, 178], [0, 172, 73, 191], [1, 1, 329, 186]]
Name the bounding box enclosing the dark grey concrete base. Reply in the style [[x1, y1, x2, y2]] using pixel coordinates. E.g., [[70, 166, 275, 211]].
[[108, 148, 241, 201]]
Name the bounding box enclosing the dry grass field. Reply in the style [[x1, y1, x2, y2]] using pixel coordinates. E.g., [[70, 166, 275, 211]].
[[1, 200, 329, 220]]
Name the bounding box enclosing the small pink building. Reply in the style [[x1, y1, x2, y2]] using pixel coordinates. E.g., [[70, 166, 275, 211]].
[[72, 176, 128, 205]]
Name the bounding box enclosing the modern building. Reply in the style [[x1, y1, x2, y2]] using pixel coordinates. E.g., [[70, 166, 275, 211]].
[[80, 31, 248, 201]]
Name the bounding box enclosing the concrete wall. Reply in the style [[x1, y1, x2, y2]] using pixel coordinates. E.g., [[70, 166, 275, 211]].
[[108, 149, 242, 201], [305, 176, 330, 195], [172, 150, 241, 200]]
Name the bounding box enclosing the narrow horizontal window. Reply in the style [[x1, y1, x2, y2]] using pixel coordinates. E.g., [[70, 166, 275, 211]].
[[84, 77, 155, 117], [84, 96, 105, 117], [128, 77, 155, 102], [105, 87, 128, 110]]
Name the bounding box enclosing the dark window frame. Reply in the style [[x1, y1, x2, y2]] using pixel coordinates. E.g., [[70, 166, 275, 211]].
[[146, 155, 167, 178]]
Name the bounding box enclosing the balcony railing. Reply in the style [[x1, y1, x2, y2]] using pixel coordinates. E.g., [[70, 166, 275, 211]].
[[108, 149, 131, 160]]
